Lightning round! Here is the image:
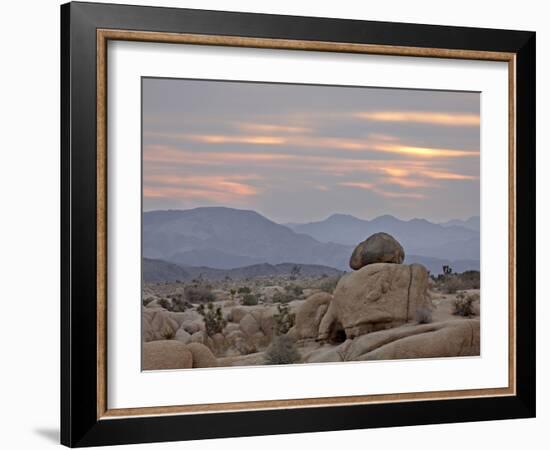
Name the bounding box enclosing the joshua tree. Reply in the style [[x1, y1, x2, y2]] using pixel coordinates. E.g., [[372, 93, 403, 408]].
[[290, 265, 302, 280]]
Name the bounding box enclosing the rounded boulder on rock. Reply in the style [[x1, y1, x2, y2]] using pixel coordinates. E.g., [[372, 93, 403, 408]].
[[142, 340, 193, 370], [349, 232, 404, 270]]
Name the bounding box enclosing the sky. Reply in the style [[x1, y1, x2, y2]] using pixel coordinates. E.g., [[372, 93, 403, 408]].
[[142, 77, 480, 224]]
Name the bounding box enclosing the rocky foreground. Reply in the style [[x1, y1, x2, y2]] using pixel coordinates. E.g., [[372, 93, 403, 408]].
[[142, 232, 480, 370]]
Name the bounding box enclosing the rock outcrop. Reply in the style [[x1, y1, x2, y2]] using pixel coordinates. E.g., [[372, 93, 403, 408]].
[[186, 342, 218, 368], [142, 340, 193, 370], [293, 292, 333, 341], [318, 262, 431, 340], [142, 308, 179, 342], [349, 232, 404, 270], [304, 319, 479, 363]]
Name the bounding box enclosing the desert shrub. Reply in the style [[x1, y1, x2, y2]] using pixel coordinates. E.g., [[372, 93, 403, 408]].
[[415, 307, 433, 324], [273, 303, 296, 336], [142, 297, 154, 307], [197, 302, 227, 336], [158, 298, 172, 310], [437, 271, 480, 294], [284, 284, 303, 297], [453, 292, 479, 317], [272, 291, 294, 304], [264, 335, 301, 365], [289, 265, 302, 280], [237, 286, 251, 294], [241, 293, 259, 306], [170, 296, 189, 312], [318, 275, 341, 294], [161, 326, 175, 340], [184, 286, 216, 304]]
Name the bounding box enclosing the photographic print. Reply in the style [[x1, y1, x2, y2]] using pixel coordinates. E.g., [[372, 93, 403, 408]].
[[141, 78, 481, 370]]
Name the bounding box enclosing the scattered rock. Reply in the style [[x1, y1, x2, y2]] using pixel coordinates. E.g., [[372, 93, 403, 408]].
[[239, 313, 261, 336], [174, 327, 191, 344], [294, 292, 333, 340], [185, 342, 218, 368], [190, 330, 207, 344], [349, 232, 404, 270], [142, 340, 193, 370], [142, 308, 179, 342]]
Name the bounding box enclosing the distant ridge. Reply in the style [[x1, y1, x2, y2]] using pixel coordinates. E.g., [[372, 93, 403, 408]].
[[287, 213, 479, 261], [143, 207, 480, 274], [143, 258, 344, 282]]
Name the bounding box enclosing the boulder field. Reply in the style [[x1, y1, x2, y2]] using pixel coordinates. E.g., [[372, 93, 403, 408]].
[[141, 232, 480, 370]]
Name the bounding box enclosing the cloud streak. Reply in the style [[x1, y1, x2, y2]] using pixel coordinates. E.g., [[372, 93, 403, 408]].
[[355, 111, 480, 127], [142, 78, 480, 222]]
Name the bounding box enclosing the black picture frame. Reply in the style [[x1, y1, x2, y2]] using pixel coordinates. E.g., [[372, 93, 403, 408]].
[[61, 2, 536, 447]]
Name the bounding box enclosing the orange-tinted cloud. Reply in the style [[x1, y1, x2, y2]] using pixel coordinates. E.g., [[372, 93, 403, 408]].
[[144, 174, 260, 203], [187, 134, 287, 145], [419, 170, 477, 180], [355, 111, 480, 127], [170, 132, 477, 159], [372, 143, 479, 158]]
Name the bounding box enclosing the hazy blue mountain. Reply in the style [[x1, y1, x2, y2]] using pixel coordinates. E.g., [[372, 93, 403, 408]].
[[143, 257, 344, 282], [143, 207, 351, 270], [143, 208, 480, 274], [287, 213, 480, 261], [440, 216, 480, 232], [143, 258, 191, 282]]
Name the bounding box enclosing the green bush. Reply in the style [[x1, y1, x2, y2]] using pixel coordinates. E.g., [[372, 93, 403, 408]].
[[161, 326, 175, 340], [241, 293, 259, 306], [285, 284, 303, 297], [265, 335, 300, 365], [197, 302, 227, 336], [158, 298, 172, 310], [273, 303, 295, 335], [453, 292, 479, 317], [436, 271, 480, 294], [237, 286, 251, 294], [184, 286, 216, 304], [272, 291, 294, 304], [170, 296, 188, 312]]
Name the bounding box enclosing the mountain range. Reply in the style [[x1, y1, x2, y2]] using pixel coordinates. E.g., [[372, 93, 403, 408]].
[[143, 258, 343, 283], [143, 207, 480, 278], [286, 213, 480, 261]]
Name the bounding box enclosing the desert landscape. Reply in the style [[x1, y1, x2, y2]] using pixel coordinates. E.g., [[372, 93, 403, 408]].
[[142, 221, 480, 370], [141, 78, 481, 370]]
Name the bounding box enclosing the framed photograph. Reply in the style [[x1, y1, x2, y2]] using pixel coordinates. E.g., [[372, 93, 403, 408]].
[[61, 2, 536, 447]]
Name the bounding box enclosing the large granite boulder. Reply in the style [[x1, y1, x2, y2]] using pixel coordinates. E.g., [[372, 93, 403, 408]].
[[318, 263, 431, 340], [142, 308, 179, 342], [185, 342, 218, 368], [349, 232, 404, 270], [304, 319, 479, 363], [142, 340, 193, 370], [294, 292, 333, 341], [349, 319, 480, 360]]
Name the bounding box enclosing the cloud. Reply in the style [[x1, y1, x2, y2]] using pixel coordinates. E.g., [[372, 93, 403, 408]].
[[236, 123, 312, 134], [144, 174, 260, 203], [339, 181, 426, 199], [355, 111, 480, 127], [160, 132, 478, 159]]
